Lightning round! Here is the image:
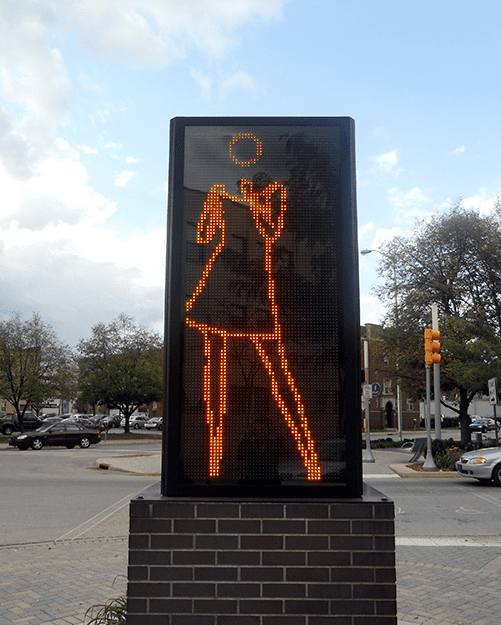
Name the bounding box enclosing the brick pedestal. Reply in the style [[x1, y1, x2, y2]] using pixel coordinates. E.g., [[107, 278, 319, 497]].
[[126, 484, 397, 625]]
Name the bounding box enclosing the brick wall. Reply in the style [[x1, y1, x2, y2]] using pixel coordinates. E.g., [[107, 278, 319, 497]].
[[126, 484, 397, 625]]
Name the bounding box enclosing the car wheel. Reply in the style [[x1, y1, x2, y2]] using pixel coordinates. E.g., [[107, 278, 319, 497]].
[[79, 437, 91, 449], [3, 425, 14, 435], [31, 437, 43, 450], [492, 463, 501, 486]]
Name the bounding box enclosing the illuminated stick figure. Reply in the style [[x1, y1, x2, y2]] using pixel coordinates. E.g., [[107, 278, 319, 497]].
[[186, 134, 321, 481]]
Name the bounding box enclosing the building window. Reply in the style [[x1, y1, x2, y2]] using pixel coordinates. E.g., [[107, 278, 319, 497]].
[[383, 378, 391, 394], [406, 399, 414, 410], [1, 401, 6, 412]]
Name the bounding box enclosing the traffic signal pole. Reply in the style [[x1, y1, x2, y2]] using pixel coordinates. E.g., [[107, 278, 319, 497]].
[[432, 304, 441, 440], [423, 326, 440, 470], [423, 364, 438, 470]]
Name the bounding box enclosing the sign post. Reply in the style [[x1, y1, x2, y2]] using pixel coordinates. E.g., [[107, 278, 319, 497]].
[[162, 117, 361, 498], [489, 377, 499, 445]]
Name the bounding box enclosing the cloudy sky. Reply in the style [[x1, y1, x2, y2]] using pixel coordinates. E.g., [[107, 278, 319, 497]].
[[1, 0, 501, 346]]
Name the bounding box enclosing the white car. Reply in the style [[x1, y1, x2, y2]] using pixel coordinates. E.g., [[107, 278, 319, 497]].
[[145, 417, 163, 430], [456, 447, 501, 485], [120, 415, 148, 429]]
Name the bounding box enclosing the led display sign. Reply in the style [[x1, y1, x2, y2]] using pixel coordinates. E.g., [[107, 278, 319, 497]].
[[162, 117, 361, 497]]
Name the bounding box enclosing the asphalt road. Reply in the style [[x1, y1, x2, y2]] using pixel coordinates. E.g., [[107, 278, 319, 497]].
[[365, 447, 501, 537], [4, 439, 501, 545], [0, 440, 161, 546]]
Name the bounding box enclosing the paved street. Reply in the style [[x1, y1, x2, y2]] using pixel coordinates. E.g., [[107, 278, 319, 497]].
[[1, 440, 501, 624]]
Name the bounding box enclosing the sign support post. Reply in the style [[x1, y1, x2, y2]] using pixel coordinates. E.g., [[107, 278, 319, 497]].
[[488, 377, 499, 446]]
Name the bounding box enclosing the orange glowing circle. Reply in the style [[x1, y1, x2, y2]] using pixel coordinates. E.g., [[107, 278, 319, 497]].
[[229, 133, 262, 167]]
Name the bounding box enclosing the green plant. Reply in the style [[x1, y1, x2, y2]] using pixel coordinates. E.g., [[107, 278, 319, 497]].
[[434, 447, 463, 470], [85, 596, 127, 625]]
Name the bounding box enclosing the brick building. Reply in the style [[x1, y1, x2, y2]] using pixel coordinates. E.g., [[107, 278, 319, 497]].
[[361, 324, 420, 431]]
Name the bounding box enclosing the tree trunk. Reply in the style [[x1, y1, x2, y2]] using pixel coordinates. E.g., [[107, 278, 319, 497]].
[[458, 387, 473, 446]]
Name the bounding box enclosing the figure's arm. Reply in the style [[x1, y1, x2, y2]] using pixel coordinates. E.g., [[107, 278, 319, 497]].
[[240, 180, 286, 242], [197, 184, 227, 244]]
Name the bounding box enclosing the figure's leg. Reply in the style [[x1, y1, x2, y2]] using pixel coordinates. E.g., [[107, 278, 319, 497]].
[[202, 331, 227, 477], [251, 336, 321, 481]]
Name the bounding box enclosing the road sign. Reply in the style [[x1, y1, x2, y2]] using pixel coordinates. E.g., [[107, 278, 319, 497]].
[[371, 382, 382, 397], [363, 384, 373, 399], [488, 377, 498, 405]]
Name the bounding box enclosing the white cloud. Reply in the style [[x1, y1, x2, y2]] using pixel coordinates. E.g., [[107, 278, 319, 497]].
[[370, 150, 402, 177], [458, 189, 500, 217], [0, 0, 284, 346], [453, 145, 466, 154], [89, 109, 111, 125], [371, 126, 388, 138], [59, 0, 283, 68], [114, 170, 137, 187], [0, 147, 163, 345], [358, 221, 375, 244], [361, 227, 402, 255], [220, 71, 264, 98], [387, 187, 432, 224], [190, 67, 213, 100]]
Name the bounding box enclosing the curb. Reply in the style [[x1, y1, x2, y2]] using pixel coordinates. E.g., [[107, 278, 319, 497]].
[[389, 463, 468, 479], [93, 454, 162, 476]]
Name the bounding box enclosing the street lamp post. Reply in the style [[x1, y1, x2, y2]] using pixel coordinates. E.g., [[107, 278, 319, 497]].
[[361, 248, 403, 441], [362, 339, 375, 463]]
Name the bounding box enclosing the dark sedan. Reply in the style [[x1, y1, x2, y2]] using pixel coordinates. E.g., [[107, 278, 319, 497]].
[[9, 422, 101, 450], [469, 417, 497, 433]]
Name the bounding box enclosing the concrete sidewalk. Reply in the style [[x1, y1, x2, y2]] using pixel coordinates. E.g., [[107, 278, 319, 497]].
[[2, 447, 500, 624], [92, 443, 467, 479]]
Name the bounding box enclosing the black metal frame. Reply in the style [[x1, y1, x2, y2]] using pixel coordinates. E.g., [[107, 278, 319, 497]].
[[162, 117, 361, 498]]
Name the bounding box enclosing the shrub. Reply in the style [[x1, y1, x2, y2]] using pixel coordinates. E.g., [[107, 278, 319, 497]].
[[434, 447, 463, 470], [85, 597, 126, 625]]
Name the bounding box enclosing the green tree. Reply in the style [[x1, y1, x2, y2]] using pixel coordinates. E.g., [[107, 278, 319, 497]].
[[77, 315, 163, 433], [0, 313, 73, 431], [374, 202, 501, 444]]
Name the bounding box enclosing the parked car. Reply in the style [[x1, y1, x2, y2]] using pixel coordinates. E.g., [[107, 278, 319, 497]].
[[469, 417, 497, 433], [145, 417, 163, 430], [9, 421, 101, 450], [419, 414, 459, 428], [120, 415, 148, 429], [1, 414, 44, 436], [42, 416, 64, 425], [100, 414, 122, 428], [62, 414, 101, 429], [456, 446, 501, 485]]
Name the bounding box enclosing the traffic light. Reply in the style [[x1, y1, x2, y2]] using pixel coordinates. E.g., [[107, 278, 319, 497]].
[[424, 328, 441, 365]]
